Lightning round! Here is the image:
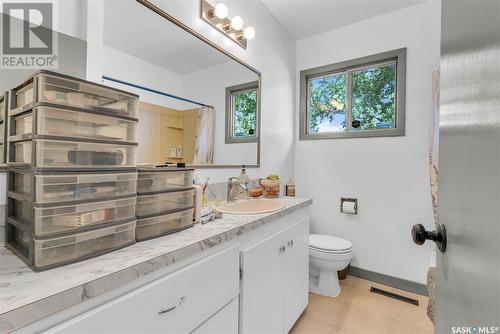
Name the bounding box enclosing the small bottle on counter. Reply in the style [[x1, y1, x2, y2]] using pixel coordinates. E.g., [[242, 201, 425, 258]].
[[285, 178, 295, 197], [238, 165, 250, 188]]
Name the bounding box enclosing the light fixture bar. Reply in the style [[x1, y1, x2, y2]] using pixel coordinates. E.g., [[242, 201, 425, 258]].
[[200, 0, 252, 49]]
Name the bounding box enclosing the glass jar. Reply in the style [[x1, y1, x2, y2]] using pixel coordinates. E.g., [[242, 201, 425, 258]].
[[260, 179, 280, 198]]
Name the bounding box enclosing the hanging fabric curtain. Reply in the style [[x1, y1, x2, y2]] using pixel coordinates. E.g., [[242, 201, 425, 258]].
[[193, 106, 215, 164]]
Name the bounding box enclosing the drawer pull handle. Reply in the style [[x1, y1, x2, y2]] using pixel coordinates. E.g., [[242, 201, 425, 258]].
[[158, 296, 187, 315]]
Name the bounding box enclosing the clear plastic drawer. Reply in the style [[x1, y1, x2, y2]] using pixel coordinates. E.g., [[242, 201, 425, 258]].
[[13, 141, 32, 163], [137, 170, 194, 193], [36, 106, 137, 142], [38, 74, 138, 118], [14, 113, 33, 136], [136, 189, 194, 217], [136, 208, 194, 241], [33, 220, 136, 268], [37, 139, 137, 168], [11, 139, 137, 168], [10, 196, 137, 236], [0, 95, 5, 121], [15, 83, 34, 109], [12, 140, 138, 168], [10, 170, 137, 203], [11, 224, 31, 251]]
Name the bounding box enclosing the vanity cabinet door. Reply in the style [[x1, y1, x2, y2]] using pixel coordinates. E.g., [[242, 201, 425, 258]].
[[240, 228, 286, 334], [283, 217, 310, 333], [192, 298, 239, 334]]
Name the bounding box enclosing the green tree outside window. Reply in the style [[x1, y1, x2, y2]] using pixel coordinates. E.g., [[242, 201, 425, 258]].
[[233, 89, 257, 138]]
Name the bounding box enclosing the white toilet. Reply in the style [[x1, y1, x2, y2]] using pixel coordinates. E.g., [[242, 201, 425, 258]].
[[309, 234, 354, 297]]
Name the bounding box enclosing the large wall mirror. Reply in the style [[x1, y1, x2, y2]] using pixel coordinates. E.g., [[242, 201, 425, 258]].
[[102, 0, 261, 168]]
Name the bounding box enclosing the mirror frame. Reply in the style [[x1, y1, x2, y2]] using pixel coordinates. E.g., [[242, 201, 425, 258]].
[[136, 0, 261, 169]]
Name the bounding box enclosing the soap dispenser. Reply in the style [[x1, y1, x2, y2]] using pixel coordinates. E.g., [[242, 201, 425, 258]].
[[238, 165, 250, 188], [286, 178, 295, 197]]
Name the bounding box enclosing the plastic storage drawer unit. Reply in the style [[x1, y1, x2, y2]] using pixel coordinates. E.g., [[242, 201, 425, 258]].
[[15, 83, 34, 109], [0, 93, 6, 119], [11, 139, 137, 169], [10, 106, 137, 143], [12, 71, 139, 118], [8, 196, 137, 236], [137, 168, 194, 194], [7, 220, 136, 270], [136, 189, 195, 218], [0, 93, 6, 164], [10, 170, 137, 204], [136, 208, 194, 241]]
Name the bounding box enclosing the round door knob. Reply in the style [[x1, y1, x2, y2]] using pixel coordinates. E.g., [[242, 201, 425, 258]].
[[411, 223, 447, 253], [411, 224, 427, 245]]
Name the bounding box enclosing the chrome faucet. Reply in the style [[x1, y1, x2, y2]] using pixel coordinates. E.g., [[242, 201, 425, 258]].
[[227, 177, 249, 202]]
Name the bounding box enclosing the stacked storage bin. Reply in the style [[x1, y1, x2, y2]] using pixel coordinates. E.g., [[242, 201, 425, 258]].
[[5, 70, 139, 271], [0, 92, 8, 163], [136, 168, 195, 241]]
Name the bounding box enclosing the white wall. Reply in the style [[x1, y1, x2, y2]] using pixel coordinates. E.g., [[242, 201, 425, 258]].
[[102, 45, 185, 107], [295, 1, 441, 284], [149, 0, 296, 183], [182, 61, 258, 165]]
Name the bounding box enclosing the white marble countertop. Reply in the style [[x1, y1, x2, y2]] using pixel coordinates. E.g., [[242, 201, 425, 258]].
[[0, 197, 312, 332]]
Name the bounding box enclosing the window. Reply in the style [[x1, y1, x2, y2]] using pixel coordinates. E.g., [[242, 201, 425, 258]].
[[300, 48, 406, 139], [226, 81, 259, 143]]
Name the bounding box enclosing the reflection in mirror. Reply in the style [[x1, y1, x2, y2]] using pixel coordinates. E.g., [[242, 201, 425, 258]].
[[102, 1, 260, 167]]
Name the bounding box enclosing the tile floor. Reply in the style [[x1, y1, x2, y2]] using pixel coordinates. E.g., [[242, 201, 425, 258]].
[[290, 275, 433, 334]]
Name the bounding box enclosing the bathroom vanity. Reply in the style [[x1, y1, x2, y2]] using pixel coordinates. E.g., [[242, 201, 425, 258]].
[[0, 197, 312, 333]]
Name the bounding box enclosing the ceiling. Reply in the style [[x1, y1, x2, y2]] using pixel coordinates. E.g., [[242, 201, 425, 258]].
[[103, 1, 230, 75], [260, 0, 426, 39]]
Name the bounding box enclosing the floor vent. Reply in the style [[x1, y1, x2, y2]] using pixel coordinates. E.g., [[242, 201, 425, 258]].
[[370, 287, 419, 306]]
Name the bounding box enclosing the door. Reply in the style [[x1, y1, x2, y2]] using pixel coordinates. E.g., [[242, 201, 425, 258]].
[[435, 1, 500, 332], [240, 228, 286, 334], [192, 298, 239, 334], [283, 217, 309, 333]]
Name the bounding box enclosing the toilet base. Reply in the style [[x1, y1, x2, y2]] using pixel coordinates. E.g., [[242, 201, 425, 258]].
[[309, 269, 341, 297]]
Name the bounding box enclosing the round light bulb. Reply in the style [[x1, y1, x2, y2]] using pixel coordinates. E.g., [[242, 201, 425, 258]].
[[243, 26, 255, 40], [214, 3, 228, 19], [230, 16, 244, 30]]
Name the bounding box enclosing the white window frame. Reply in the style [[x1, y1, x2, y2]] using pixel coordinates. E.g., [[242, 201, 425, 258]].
[[299, 48, 406, 140]]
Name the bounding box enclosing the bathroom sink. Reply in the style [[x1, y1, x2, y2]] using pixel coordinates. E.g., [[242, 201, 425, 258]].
[[217, 199, 286, 215]]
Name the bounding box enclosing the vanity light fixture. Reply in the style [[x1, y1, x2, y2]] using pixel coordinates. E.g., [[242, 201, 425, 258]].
[[200, 0, 255, 49], [213, 3, 228, 19], [243, 26, 255, 40], [230, 16, 244, 30]]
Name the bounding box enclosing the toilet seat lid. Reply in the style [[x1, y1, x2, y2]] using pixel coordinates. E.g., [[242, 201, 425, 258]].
[[309, 234, 352, 252]]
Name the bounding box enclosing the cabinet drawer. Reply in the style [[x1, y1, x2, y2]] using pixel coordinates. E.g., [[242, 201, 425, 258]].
[[137, 169, 194, 194], [136, 208, 194, 241], [38, 73, 138, 118], [46, 246, 239, 333], [9, 196, 137, 236], [10, 170, 137, 204], [136, 189, 194, 218], [12, 139, 137, 169], [11, 106, 137, 143]]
